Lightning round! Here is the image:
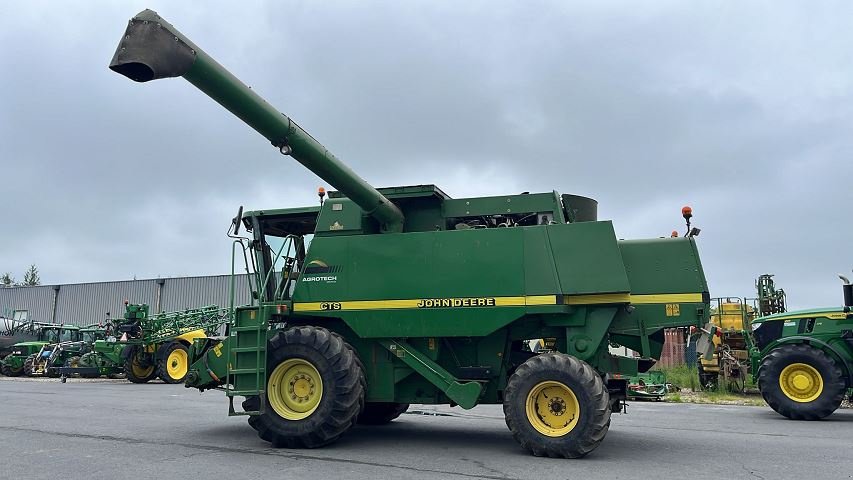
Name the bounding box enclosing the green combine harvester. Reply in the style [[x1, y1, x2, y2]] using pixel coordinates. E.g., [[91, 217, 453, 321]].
[[750, 273, 853, 420], [109, 9, 713, 458]]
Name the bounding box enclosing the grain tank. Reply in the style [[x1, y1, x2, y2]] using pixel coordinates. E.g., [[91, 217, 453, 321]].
[[109, 9, 710, 458]]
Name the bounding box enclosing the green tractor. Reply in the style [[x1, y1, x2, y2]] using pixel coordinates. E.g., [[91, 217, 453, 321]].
[[60, 324, 120, 379], [109, 10, 712, 458], [25, 326, 89, 377], [750, 272, 853, 420], [1, 325, 81, 376]]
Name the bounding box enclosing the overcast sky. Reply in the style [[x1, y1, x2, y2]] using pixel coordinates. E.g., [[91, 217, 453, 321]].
[[1, 1, 851, 309]]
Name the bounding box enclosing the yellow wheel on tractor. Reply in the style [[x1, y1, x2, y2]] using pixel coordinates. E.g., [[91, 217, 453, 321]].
[[758, 344, 846, 420], [245, 326, 364, 448], [503, 353, 610, 458], [124, 346, 157, 383], [157, 341, 190, 384], [779, 363, 823, 403]]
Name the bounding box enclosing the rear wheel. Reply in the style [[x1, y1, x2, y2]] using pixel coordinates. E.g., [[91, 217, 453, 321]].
[[157, 342, 190, 384], [124, 347, 157, 384], [357, 402, 410, 425], [246, 326, 364, 448], [503, 353, 610, 458], [1, 355, 24, 377], [758, 344, 846, 420]]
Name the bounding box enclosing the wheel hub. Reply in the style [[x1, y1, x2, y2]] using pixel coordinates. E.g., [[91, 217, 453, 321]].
[[268, 358, 324, 420], [525, 381, 580, 437], [779, 363, 823, 403]]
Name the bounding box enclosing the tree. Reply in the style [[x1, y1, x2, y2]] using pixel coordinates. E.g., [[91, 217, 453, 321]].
[[22, 265, 40, 286], [0, 273, 14, 287]]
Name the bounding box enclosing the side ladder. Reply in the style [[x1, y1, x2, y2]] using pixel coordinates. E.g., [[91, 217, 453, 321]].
[[225, 307, 267, 416]]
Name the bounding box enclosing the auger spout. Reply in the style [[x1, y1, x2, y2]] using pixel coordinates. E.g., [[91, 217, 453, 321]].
[[109, 9, 404, 233]]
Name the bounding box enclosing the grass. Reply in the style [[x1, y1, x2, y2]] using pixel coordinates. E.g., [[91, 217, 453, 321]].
[[651, 364, 767, 406]]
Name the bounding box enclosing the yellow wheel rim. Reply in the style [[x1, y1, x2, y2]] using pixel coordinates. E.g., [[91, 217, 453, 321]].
[[166, 348, 188, 380], [525, 381, 580, 437], [268, 358, 324, 420], [779, 363, 823, 403], [131, 360, 154, 378]]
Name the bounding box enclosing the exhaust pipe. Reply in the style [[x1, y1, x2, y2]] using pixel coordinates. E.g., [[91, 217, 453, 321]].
[[840, 272, 852, 308]]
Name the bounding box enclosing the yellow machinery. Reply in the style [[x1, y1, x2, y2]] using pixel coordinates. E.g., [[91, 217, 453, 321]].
[[698, 299, 755, 391]]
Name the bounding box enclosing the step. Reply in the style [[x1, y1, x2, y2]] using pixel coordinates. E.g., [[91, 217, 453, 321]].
[[229, 368, 267, 375], [232, 326, 267, 332], [230, 347, 266, 353], [227, 389, 266, 397]]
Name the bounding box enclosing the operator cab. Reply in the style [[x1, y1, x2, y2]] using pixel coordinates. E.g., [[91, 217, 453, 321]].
[[238, 206, 320, 303]]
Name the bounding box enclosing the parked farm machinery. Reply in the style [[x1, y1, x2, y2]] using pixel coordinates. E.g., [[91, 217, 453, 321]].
[[109, 9, 713, 458], [750, 272, 853, 420], [1, 324, 81, 377], [58, 302, 230, 383], [697, 274, 787, 392]]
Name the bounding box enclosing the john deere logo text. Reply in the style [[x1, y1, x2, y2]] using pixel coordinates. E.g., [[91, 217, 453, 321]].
[[417, 297, 497, 308]]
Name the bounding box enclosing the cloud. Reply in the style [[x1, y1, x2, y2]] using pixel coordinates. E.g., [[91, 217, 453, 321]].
[[0, 1, 850, 309]]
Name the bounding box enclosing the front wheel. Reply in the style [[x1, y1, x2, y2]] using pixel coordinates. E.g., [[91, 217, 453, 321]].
[[157, 342, 190, 384], [503, 353, 610, 458], [758, 344, 846, 420], [23, 354, 37, 376], [246, 326, 365, 448]]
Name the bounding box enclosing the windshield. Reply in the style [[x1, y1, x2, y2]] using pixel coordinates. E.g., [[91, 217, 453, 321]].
[[82, 332, 97, 343], [43, 329, 60, 343], [59, 329, 74, 342]]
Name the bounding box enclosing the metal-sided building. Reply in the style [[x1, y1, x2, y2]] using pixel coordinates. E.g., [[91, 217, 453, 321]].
[[0, 274, 252, 325]]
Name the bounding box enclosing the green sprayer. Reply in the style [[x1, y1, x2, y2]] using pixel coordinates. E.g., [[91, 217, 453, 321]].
[[109, 9, 711, 458]]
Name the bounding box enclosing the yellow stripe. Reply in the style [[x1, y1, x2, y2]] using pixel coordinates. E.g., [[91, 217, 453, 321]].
[[761, 312, 848, 322], [564, 293, 631, 305], [292, 292, 706, 312], [630, 293, 704, 304], [525, 295, 559, 306]]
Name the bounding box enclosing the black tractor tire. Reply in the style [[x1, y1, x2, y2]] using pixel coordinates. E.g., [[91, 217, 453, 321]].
[[503, 353, 610, 458], [338, 334, 366, 427], [1, 356, 24, 377], [357, 402, 410, 425], [758, 344, 846, 420], [23, 354, 37, 377], [156, 341, 190, 384], [124, 347, 158, 384], [245, 326, 364, 448], [78, 353, 102, 378]]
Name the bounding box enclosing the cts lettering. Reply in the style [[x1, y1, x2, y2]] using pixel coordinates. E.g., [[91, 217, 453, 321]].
[[417, 298, 496, 308], [321, 302, 342, 310]]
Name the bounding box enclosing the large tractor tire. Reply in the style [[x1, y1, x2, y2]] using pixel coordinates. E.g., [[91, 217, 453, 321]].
[[357, 403, 410, 425], [503, 353, 610, 458], [124, 347, 158, 384], [758, 344, 846, 420], [23, 354, 37, 377], [1, 355, 24, 377], [157, 341, 190, 384], [245, 326, 364, 448]]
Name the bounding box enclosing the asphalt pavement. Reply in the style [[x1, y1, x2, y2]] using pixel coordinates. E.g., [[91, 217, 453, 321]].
[[1, 376, 851, 479]]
